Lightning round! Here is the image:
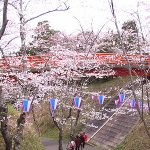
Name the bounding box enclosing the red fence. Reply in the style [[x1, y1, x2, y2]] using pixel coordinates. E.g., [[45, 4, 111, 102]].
[[0, 53, 149, 76]]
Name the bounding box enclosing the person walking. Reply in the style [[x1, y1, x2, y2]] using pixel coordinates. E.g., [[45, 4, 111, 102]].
[[66, 139, 76, 150], [79, 132, 85, 150], [82, 132, 88, 148], [75, 135, 81, 150]]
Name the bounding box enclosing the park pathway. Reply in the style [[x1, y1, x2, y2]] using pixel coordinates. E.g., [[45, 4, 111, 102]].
[[41, 138, 100, 150]]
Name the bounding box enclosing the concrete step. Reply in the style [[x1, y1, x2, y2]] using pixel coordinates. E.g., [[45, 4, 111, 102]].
[[96, 127, 127, 138], [93, 133, 123, 144], [90, 112, 139, 149], [101, 125, 131, 135], [93, 138, 118, 150], [108, 121, 137, 129]]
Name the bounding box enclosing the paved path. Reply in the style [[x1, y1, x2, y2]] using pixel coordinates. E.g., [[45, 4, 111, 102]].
[[41, 138, 100, 150]]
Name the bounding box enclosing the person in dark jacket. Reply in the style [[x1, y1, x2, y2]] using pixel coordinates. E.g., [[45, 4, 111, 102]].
[[79, 132, 85, 149], [75, 135, 81, 150]]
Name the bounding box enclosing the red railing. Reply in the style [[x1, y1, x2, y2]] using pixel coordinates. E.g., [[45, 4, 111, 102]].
[[95, 53, 149, 66], [0, 53, 149, 76]]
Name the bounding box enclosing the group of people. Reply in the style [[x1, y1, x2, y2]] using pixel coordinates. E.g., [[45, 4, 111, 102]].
[[67, 132, 88, 150]]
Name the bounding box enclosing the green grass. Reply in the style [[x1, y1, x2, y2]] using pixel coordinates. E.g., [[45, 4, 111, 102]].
[[87, 76, 132, 93], [42, 127, 59, 139], [8, 104, 19, 116], [21, 133, 45, 150], [0, 134, 5, 150], [41, 126, 72, 141], [0, 104, 45, 150], [0, 132, 45, 150]]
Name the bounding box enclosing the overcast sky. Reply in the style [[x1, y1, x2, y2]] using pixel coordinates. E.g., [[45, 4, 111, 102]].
[[1, 0, 150, 54], [26, 0, 150, 35]]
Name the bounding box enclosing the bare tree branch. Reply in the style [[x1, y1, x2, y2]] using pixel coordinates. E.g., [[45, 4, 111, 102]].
[[24, 0, 31, 11], [3, 36, 19, 49], [74, 16, 86, 41], [25, 5, 70, 24], [0, 0, 8, 40], [8, 2, 18, 11]]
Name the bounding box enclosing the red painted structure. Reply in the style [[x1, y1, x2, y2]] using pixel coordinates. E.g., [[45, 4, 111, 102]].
[[0, 53, 150, 76], [95, 53, 150, 76]]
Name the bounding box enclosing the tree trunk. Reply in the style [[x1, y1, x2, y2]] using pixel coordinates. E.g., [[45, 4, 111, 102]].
[[13, 113, 26, 150], [58, 127, 63, 150], [0, 86, 12, 150], [141, 78, 144, 121], [1, 105, 13, 150], [52, 117, 64, 150], [19, 0, 27, 72], [0, 0, 8, 40], [72, 109, 81, 136]]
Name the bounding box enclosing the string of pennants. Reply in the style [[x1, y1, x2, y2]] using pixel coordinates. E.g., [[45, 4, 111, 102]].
[[21, 92, 143, 113]]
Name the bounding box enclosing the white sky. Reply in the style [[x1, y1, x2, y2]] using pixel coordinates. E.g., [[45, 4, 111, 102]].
[[26, 0, 150, 35], [0, 0, 150, 54]]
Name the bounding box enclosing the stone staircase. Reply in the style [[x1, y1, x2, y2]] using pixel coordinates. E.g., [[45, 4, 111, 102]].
[[84, 81, 142, 150], [89, 110, 139, 150], [84, 94, 121, 138]]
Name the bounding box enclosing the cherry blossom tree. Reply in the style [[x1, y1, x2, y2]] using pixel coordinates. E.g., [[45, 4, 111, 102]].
[[0, 46, 115, 150], [108, 0, 150, 138], [0, 0, 69, 72], [0, 0, 69, 150]]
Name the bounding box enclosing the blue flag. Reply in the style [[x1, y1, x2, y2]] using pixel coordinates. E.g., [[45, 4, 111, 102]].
[[119, 92, 125, 103], [98, 95, 105, 105], [23, 99, 31, 112], [74, 97, 82, 108], [49, 98, 58, 110]]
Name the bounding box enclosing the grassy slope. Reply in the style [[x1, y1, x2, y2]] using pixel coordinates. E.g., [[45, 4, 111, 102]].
[[21, 133, 45, 150], [0, 105, 45, 150], [87, 76, 132, 92]]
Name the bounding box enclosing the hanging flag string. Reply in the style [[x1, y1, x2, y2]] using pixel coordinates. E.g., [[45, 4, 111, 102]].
[[47, 92, 146, 114]]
